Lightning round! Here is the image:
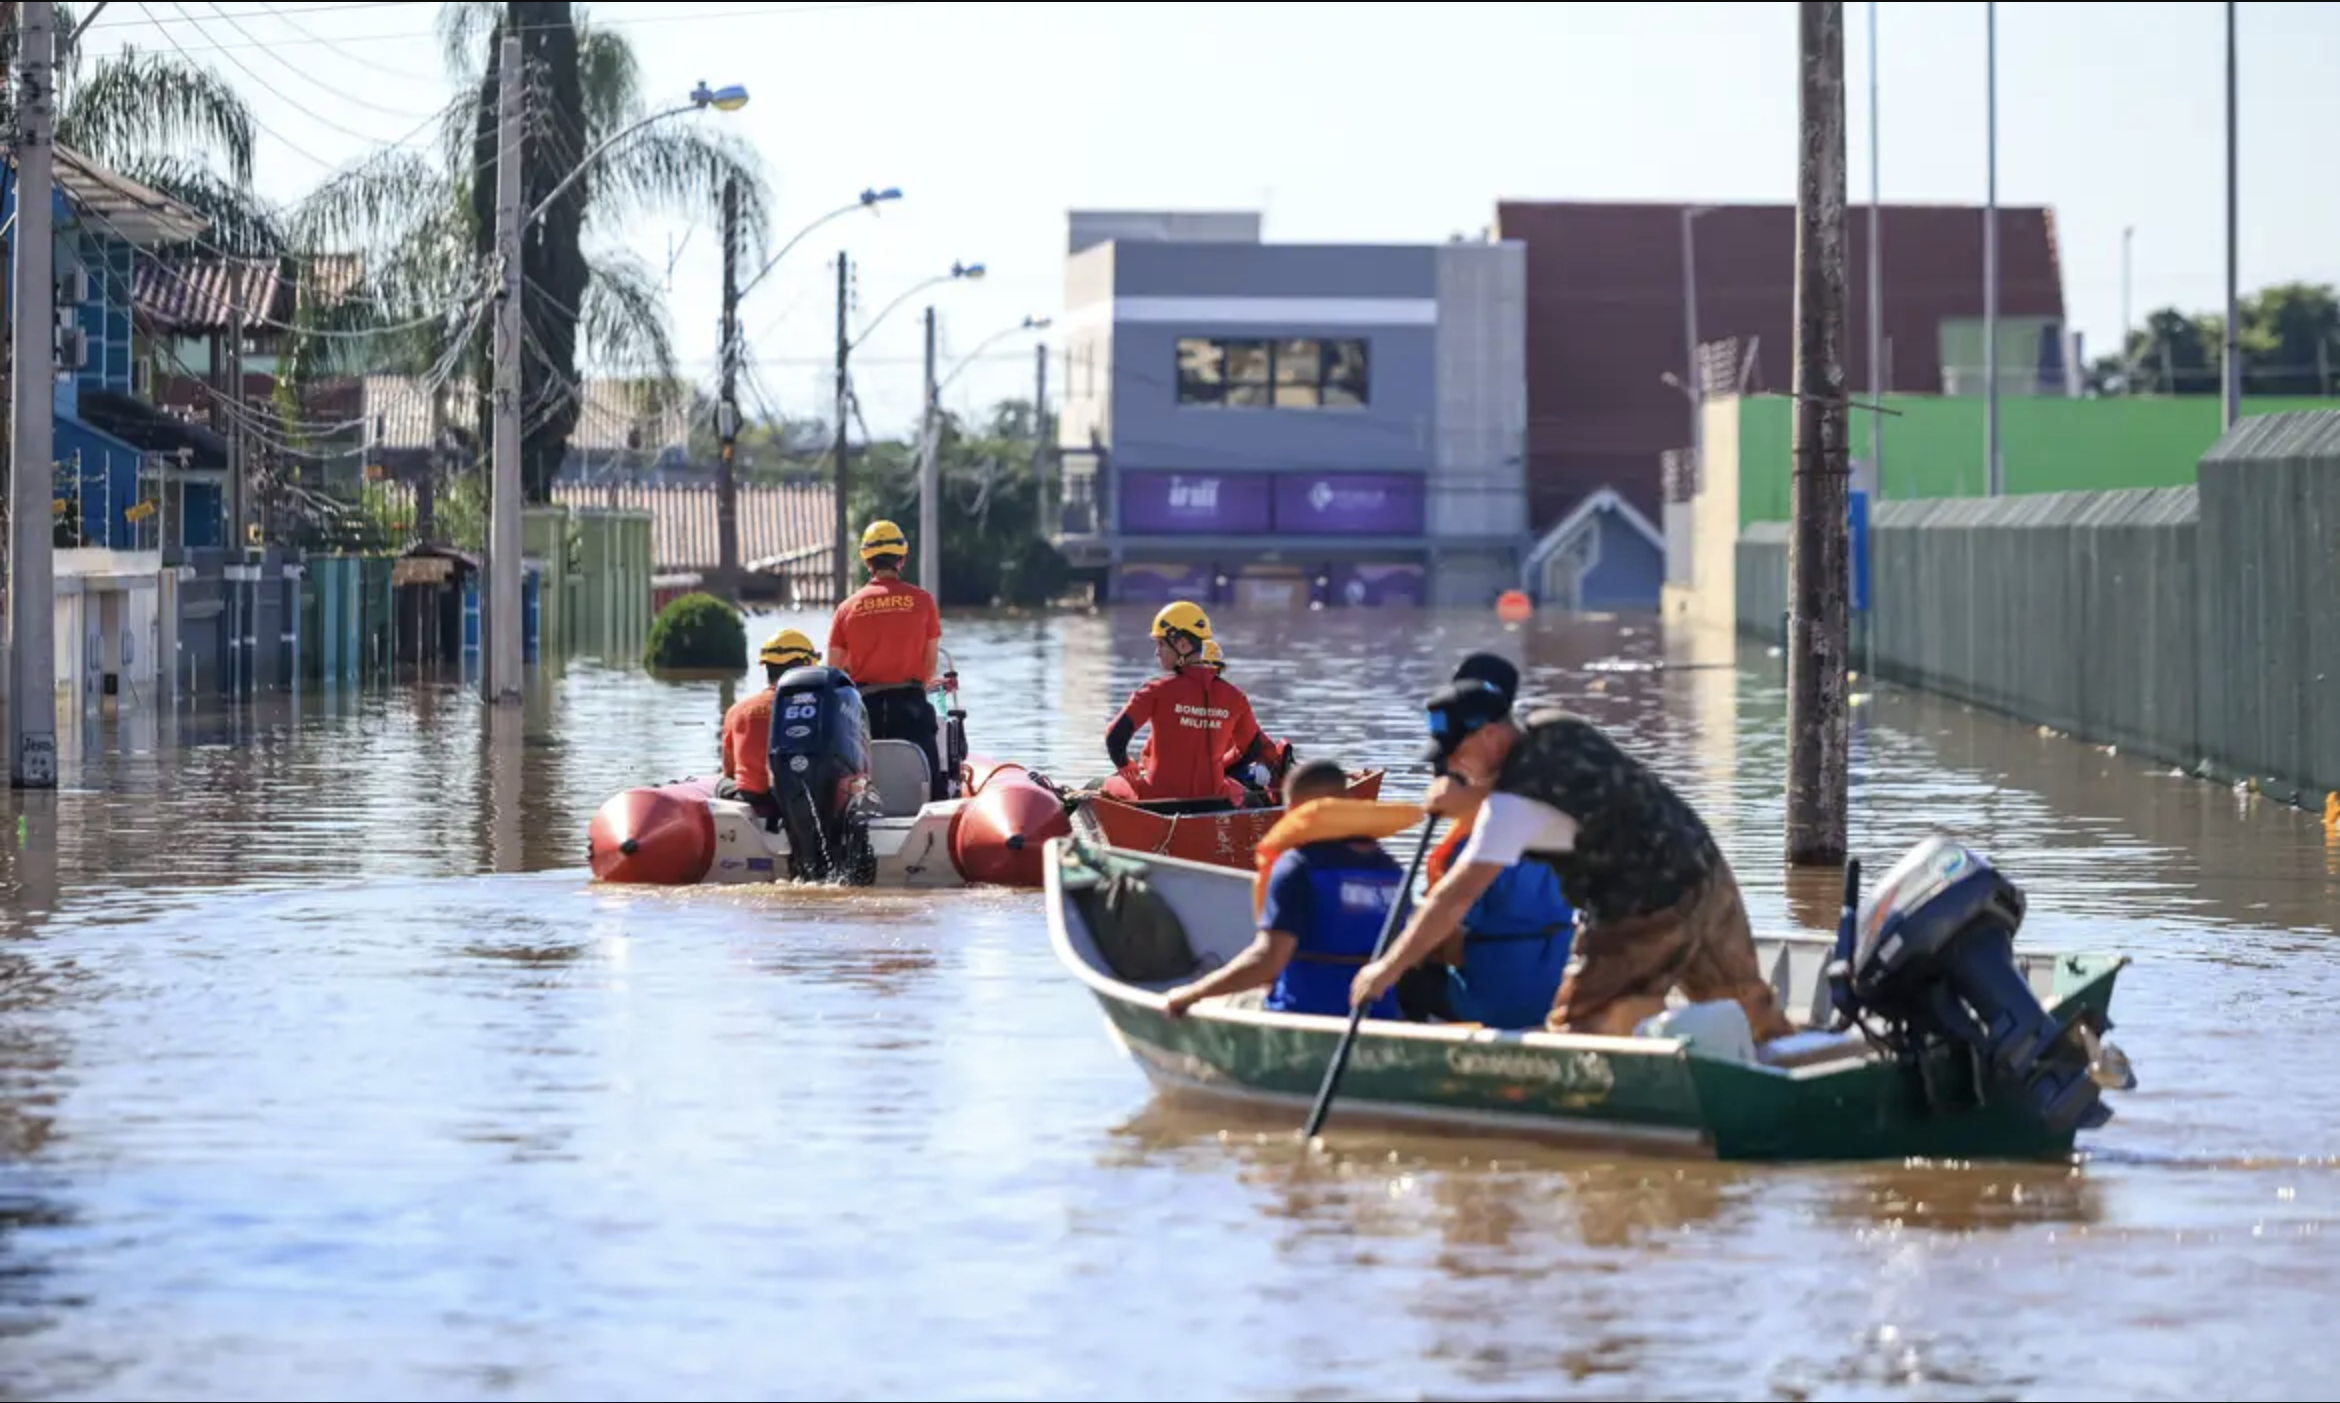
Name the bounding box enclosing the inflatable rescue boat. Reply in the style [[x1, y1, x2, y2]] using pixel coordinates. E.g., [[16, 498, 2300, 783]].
[[587, 660, 1074, 890]]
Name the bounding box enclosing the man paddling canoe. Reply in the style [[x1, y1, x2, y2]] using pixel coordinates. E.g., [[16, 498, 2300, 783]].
[[1350, 655, 1796, 1043]]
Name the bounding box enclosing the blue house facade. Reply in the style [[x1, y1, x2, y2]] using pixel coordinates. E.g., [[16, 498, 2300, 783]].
[[4, 148, 219, 553], [1051, 210, 1531, 610]]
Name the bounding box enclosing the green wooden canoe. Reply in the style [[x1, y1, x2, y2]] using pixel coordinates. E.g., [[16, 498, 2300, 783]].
[[1044, 836, 2135, 1163]]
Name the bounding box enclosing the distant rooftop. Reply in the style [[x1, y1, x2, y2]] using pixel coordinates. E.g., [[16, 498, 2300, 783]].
[[1066, 209, 1261, 255]]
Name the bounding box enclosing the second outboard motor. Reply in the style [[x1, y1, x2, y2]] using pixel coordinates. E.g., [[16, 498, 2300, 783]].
[[768, 664, 879, 885], [1840, 834, 2115, 1137]]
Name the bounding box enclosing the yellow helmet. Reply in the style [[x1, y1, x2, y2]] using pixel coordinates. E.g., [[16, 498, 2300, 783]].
[[859, 519, 909, 564], [758, 628, 819, 669], [1200, 638, 1226, 671], [1150, 600, 1213, 650]]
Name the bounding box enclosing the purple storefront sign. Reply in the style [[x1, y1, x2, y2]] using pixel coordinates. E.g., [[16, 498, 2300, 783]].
[[1117, 562, 1217, 606], [1272, 473, 1426, 535], [1328, 562, 1427, 607], [1117, 472, 1273, 535]]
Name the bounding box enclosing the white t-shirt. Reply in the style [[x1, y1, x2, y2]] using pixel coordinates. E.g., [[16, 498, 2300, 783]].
[[1456, 790, 1580, 868]]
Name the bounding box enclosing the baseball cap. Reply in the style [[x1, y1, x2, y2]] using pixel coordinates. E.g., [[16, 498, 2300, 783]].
[[1419, 675, 1514, 768], [1450, 651, 1519, 704]]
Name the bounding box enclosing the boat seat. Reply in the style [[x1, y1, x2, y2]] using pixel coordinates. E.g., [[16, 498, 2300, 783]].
[[868, 740, 932, 819]]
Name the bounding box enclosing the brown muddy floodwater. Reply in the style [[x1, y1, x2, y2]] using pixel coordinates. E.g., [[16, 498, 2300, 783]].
[[1, 605, 2336, 1401]]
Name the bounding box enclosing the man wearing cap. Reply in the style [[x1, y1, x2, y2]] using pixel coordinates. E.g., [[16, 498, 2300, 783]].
[[1352, 653, 1795, 1043]]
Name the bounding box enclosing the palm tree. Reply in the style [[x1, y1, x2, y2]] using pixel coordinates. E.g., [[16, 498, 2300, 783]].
[[0, 4, 274, 253], [296, 0, 771, 501]]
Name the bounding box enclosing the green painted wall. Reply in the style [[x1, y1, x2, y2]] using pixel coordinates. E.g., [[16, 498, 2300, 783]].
[[1734, 393, 2335, 527]]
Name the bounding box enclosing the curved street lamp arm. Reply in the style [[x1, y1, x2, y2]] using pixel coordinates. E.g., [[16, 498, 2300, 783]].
[[527, 101, 698, 227], [936, 319, 1049, 397], [850, 275, 954, 357], [739, 192, 897, 302]]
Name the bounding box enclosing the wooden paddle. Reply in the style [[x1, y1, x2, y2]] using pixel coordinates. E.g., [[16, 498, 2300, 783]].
[[1300, 814, 1443, 1142]]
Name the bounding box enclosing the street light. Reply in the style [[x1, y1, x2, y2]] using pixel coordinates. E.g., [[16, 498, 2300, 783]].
[[485, 56, 749, 707], [527, 79, 751, 227], [740, 187, 903, 302], [937, 314, 1050, 394], [829, 259, 986, 601], [854, 260, 985, 353], [717, 183, 903, 594], [918, 313, 1050, 590]]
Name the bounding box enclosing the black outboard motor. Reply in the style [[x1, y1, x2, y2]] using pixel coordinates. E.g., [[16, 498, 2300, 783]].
[[768, 664, 880, 885], [1833, 834, 2115, 1137]]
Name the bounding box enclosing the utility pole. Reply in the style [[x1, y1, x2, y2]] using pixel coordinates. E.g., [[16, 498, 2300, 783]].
[[2221, 0, 2240, 430], [227, 277, 245, 547], [1033, 340, 1050, 538], [830, 250, 851, 604], [1982, 0, 2001, 495], [8, 0, 59, 788], [484, 30, 525, 706], [1787, 0, 1851, 868], [1866, 0, 1885, 493], [1680, 208, 1703, 482], [918, 304, 939, 596], [715, 175, 742, 597], [2120, 226, 2135, 392]]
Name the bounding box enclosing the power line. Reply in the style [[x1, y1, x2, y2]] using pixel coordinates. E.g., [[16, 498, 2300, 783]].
[[78, 1, 912, 56]]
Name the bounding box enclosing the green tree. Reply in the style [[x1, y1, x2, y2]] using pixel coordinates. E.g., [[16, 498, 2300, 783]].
[[847, 399, 1069, 609], [295, 1, 772, 501], [0, 5, 274, 253], [2240, 282, 2340, 396]]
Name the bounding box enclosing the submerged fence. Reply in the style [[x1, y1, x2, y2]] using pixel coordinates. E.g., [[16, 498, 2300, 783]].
[[1737, 410, 2340, 807]]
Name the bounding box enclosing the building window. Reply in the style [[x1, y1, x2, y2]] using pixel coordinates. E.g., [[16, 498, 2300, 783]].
[[1175, 336, 1370, 409]]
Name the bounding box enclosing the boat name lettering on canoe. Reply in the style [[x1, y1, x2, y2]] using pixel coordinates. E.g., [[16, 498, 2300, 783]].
[[1445, 1046, 1616, 1102]]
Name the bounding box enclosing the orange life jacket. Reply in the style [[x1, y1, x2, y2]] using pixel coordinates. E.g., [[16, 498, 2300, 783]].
[[1250, 797, 1428, 920], [1422, 807, 1479, 888]]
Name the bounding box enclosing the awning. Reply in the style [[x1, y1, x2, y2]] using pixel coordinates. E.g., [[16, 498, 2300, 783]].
[[74, 388, 227, 471]]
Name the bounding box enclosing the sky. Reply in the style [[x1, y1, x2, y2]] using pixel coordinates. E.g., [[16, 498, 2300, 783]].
[[75, 0, 2340, 438]]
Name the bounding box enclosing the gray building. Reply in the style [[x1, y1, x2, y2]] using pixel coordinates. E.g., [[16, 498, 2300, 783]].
[[1052, 211, 1529, 610]]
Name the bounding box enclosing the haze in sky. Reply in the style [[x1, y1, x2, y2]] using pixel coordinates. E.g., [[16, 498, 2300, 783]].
[[77, 0, 2339, 437]]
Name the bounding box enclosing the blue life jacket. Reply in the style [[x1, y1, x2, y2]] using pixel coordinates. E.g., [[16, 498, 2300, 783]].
[[1263, 841, 1406, 1021], [1449, 863, 1576, 1030]]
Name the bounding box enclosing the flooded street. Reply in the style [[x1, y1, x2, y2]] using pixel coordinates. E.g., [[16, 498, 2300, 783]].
[[2, 605, 2336, 1401]]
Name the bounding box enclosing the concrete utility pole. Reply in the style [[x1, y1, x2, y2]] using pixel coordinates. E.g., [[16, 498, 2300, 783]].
[[484, 30, 525, 706], [1787, 0, 1852, 868], [918, 304, 939, 596], [8, 0, 59, 788], [1983, 0, 2001, 495], [1866, 0, 1885, 494], [2221, 0, 2240, 430], [1033, 340, 1050, 537], [715, 175, 742, 596], [1680, 207, 1702, 480], [830, 250, 852, 604]]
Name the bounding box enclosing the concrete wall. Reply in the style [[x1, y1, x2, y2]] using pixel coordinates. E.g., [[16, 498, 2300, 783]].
[[1734, 410, 2340, 807]]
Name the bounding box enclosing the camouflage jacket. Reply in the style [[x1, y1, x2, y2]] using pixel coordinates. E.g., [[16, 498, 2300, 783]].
[[1491, 709, 1720, 920]]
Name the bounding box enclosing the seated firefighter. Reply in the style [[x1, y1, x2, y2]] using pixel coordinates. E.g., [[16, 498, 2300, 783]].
[[718, 629, 822, 824], [1104, 602, 1258, 807]]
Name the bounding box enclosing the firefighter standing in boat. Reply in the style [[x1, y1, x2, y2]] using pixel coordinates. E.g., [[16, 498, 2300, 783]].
[[718, 628, 821, 823], [825, 519, 949, 801]]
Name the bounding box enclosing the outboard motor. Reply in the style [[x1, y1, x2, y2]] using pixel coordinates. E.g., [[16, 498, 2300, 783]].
[[935, 660, 969, 799], [1831, 834, 2119, 1138], [768, 664, 880, 884]]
